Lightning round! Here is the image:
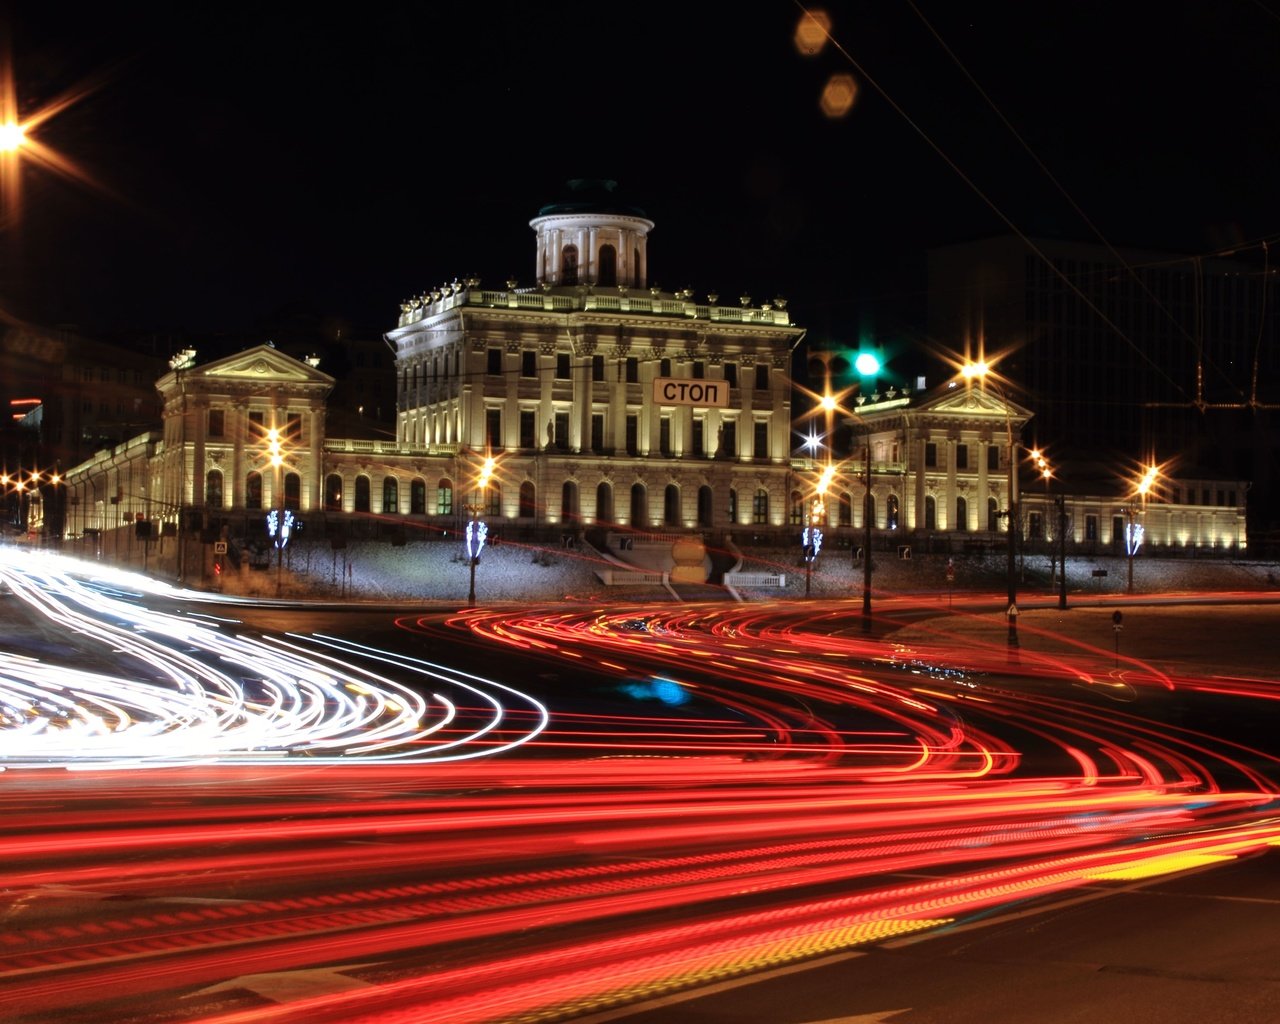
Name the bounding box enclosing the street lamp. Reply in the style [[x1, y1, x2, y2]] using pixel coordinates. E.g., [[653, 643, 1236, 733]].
[[1030, 448, 1052, 577], [1126, 463, 1158, 594], [803, 463, 832, 598], [265, 426, 292, 596], [962, 361, 1020, 648], [806, 345, 880, 629], [466, 455, 496, 607]]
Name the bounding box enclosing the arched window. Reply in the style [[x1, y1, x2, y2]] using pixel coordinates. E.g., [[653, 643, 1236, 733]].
[[246, 471, 263, 511], [355, 476, 371, 513], [561, 244, 578, 286], [519, 481, 536, 518], [284, 473, 301, 512], [838, 492, 852, 528], [596, 481, 613, 523], [324, 473, 343, 512], [382, 477, 399, 514], [486, 483, 502, 517], [956, 496, 969, 531], [411, 478, 426, 514], [436, 478, 453, 516], [561, 481, 578, 522], [728, 488, 738, 523], [789, 489, 804, 525], [752, 489, 769, 524], [697, 485, 713, 527], [205, 470, 223, 508], [925, 495, 937, 530], [664, 484, 681, 526], [630, 483, 647, 527], [598, 244, 617, 286], [988, 496, 999, 532], [886, 494, 899, 530]]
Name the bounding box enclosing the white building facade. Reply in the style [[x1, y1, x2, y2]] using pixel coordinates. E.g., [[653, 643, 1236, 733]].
[[51, 185, 1248, 587]]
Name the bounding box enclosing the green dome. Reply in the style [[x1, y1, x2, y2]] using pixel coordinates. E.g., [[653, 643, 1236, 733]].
[[536, 179, 649, 219]]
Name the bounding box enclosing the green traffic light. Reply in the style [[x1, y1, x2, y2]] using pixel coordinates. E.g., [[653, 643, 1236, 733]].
[[854, 352, 881, 377]]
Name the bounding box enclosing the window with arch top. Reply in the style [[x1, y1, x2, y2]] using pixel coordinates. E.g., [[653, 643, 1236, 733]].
[[598, 244, 617, 286], [561, 245, 578, 285]]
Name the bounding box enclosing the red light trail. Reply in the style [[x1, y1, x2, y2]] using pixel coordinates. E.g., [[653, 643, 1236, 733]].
[[2, 565, 1278, 1022]]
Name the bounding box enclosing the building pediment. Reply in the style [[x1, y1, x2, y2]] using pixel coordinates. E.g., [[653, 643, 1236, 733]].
[[915, 382, 1032, 421], [156, 344, 336, 398], [197, 345, 335, 386]]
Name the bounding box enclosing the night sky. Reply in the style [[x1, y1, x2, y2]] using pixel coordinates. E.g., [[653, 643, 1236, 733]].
[[6, 2, 1280, 357]]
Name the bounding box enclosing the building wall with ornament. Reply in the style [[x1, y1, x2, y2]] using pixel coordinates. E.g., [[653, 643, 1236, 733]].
[[50, 184, 1248, 587]]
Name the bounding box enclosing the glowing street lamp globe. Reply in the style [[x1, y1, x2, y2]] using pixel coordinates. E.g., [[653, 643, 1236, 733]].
[[0, 122, 26, 153]]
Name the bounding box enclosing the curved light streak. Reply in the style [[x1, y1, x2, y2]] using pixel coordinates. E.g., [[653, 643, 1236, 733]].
[[0, 547, 547, 767]]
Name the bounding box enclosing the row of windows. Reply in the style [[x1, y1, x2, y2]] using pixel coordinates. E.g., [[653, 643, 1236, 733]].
[[204, 409, 302, 441], [1170, 486, 1239, 507], [203, 467, 783, 528], [923, 442, 1002, 471], [82, 366, 148, 386], [553, 242, 641, 289], [82, 398, 147, 417], [478, 351, 770, 389], [200, 468, 1245, 534], [482, 410, 767, 458]]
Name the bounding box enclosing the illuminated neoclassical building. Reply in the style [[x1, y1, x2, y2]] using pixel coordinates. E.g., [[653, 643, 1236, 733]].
[[58, 182, 810, 580], [844, 377, 1249, 555], [53, 182, 1248, 587], [385, 179, 804, 532]]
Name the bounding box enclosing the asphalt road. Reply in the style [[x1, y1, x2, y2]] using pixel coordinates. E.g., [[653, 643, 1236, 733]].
[[3, 565, 1279, 1024], [600, 847, 1280, 1024]]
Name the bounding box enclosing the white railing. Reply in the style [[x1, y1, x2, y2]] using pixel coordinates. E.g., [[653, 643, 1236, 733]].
[[595, 568, 669, 586], [632, 532, 686, 545], [723, 572, 787, 588], [398, 288, 792, 327], [324, 439, 460, 457]]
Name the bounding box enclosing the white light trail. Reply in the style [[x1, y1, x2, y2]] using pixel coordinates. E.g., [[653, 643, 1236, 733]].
[[0, 547, 548, 769]]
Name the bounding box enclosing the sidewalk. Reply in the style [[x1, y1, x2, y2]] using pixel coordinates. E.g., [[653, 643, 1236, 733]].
[[888, 601, 1280, 681]]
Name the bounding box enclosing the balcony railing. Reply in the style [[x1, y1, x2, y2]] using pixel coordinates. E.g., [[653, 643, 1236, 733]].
[[323, 439, 460, 457], [397, 287, 794, 328]]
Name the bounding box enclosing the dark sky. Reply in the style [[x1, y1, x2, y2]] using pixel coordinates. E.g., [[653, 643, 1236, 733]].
[[6, 2, 1280, 352]]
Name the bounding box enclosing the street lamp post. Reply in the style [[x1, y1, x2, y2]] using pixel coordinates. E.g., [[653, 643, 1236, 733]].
[[1056, 494, 1068, 609], [466, 456, 495, 607], [809, 346, 879, 629], [1031, 449, 1053, 582], [803, 465, 831, 599], [1126, 464, 1158, 594], [168, 348, 197, 584], [963, 362, 1019, 647], [264, 426, 294, 597]]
